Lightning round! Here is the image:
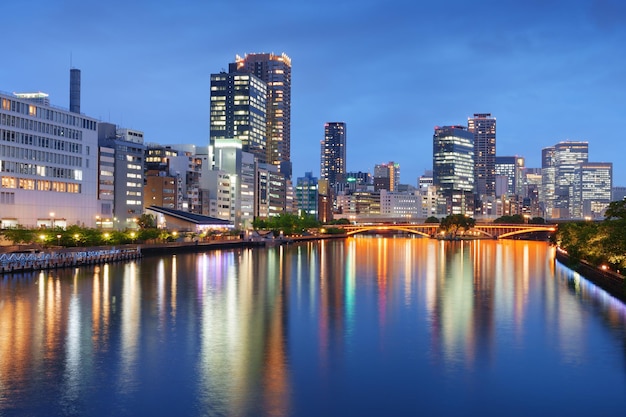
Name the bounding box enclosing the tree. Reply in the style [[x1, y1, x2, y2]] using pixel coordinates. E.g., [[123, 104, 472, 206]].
[[439, 214, 476, 238], [604, 200, 626, 220], [425, 216, 440, 224], [1, 227, 36, 245], [137, 214, 156, 229]]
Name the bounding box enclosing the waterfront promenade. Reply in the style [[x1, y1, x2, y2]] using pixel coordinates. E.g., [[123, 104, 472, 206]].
[[0, 233, 345, 273]]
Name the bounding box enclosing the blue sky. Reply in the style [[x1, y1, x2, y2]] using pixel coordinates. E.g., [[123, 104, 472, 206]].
[[4, 0, 626, 185]]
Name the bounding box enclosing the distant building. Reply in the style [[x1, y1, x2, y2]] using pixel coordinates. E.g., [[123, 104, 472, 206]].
[[578, 162, 612, 219], [613, 186, 626, 202], [433, 125, 475, 215], [542, 141, 588, 219], [468, 113, 496, 200], [320, 122, 346, 192], [374, 161, 400, 191], [495, 156, 524, 196], [97, 123, 145, 229], [380, 189, 420, 219], [296, 172, 318, 217]]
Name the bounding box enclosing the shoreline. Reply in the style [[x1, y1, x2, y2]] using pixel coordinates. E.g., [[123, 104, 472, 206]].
[[0, 234, 348, 274], [555, 248, 626, 302]]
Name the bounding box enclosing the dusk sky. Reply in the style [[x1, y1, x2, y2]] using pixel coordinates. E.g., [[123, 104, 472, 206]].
[[4, 0, 626, 185]]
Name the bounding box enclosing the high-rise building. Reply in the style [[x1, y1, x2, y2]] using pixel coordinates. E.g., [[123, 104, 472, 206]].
[[209, 72, 267, 163], [433, 125, 475, 215], [374, 161, 400, 192], [468, 113, 496, 200], [540, 141, 612, 219], [555, 141, 588, 219], [495, 156, 525, 197], [296, 172, 318, 217], [230, 53, 292, 177], [320, 122, 347, 191], [578, 162, 612, 219]]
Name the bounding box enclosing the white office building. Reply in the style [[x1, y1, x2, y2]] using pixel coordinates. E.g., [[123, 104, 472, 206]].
[[0, 91, 99, 228]]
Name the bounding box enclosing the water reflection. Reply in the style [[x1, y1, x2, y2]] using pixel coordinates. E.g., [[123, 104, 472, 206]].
[[0, 239, 625, 416]]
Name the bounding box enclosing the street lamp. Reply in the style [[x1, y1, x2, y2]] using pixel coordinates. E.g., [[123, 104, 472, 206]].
[[56, 234, 62, 247]]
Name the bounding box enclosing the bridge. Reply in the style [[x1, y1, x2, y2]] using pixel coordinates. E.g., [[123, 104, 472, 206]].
[[338, 223, 557, 239]]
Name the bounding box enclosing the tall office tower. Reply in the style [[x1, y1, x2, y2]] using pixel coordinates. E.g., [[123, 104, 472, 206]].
[[468, 113, 496, 200], [0, 91, 98, 228], [97, 123, 145, 229], [296, 172, 319, 217], [542, 141, 591, 219], [540, 146, 557, 218], [374, 161, 400, 191], [433, 126, 475, 215], [495, 156, 525, 197], [577, 162, 612, 219], [320, 122, 347, 191], [210, 72, 267, 163], [555, 141, 588, 219], [230, 53, 292, 177]]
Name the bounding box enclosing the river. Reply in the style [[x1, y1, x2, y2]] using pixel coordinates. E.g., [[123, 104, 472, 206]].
[[1, 237, 625, 416]]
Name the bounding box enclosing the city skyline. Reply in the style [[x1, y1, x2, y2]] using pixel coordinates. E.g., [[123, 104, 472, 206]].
[[3, 0, 625, 185]]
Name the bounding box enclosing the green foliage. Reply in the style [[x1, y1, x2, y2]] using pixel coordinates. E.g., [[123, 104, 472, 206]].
[[605, 200, 626, 220], [556, 217, 626, 270], [529, 217, 546, 224], [137, 214, 156, 229], [253, 213, 321, 235], [425, 216, 440, 224], [439, 214, 476, 237], [328, 218, 351, 225], [1, 228, 36, 245], [493, 214, 525, 224]]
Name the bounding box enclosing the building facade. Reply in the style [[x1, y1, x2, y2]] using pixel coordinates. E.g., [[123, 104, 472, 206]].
[[468, 113, 496, 201], [433, 125, 475, 215], [320, 122, 346, 192], [230, 53, 292, 177], [295, 172, 318, 217], [97, 123, 145, 229], [374, 161, 400, 192], [0, 91, 99, 228], [210, 72, 267, 164]]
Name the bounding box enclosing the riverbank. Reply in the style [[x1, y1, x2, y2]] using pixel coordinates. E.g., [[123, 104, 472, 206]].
[[0, 233, 348, 273], [555, 247, 626, 302]]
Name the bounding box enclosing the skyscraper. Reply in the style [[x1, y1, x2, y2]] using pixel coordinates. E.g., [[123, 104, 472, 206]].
[[468, 113, 496, 200], [209, 72, 267, 163], [542, 141, 591, 219], [320, 122, 347, 191], [433, 126, 475, 215], [578, 162, 612, 219], [230, 53, 292, 177], [374, 162, 400, 191]]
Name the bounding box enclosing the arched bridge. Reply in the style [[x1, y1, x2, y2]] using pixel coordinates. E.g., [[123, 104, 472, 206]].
[[338, 223, 557, 239]]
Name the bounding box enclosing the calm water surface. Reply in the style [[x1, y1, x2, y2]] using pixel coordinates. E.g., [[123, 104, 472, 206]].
[[1, 238, 625, 416]]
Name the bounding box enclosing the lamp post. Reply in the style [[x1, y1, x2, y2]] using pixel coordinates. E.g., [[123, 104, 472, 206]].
[[56, 234, 61, 247]]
